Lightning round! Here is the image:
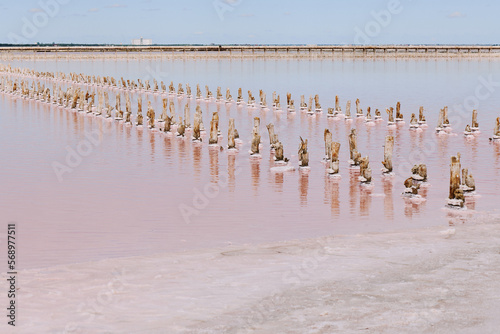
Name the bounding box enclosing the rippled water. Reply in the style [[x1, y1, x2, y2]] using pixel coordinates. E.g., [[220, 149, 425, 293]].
[[1, 56, 500, 269]]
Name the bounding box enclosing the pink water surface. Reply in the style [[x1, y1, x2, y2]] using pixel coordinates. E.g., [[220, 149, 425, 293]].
[[1, 56, 500, 269]]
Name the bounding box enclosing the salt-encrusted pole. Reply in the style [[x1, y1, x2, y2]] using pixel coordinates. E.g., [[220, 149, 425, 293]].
[[410, 113, 418, 128], [228, 118, 236, 149], [266, 123, 278, 148], [472, 109, 479, 130], [411, 164, 428, 182], [300, 95, 307, 111], [196, 84, 202, 99], [324, 129, 332, 160], [307, 96, 313, 113], [169, 101, 176, 125], [436, 108, 445, 132], [136, 96, 143, 126], [461, 168, 476, 192], [251, 117, 261, 155], [386, 107, 395, 124], [355, 98, 362, 117], [335, 95, 341, 114], [314, 94, 322, 111], [298, 137, 309, 167], [395, 102, 403, 121], [328, 142, 341, 175], [147, 102, 155, 129], [184, 103, 190, 128], [359, 157, 372, 183], [160, 98, 168, 122], [442, 106, 450, 127], [274, 141, 285, 162], [237, 88, 243, 103], [104, 92, 110, 116], [418, 106, 426, 124], [177, 117, 185, 136], [366, 107, 372, 122], [193, 106, 202, 141], [348, 129, 361, 166], [494, 117, 500, 138], [209, 112, 219, 145], [345, 100, 351, 119], [448, 153, 464, 207], [163, 116, 173, 132], [381, 135, 394, 173]]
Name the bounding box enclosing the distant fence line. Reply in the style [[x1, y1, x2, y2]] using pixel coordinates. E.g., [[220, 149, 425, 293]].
[[1, 45, 500, 58]]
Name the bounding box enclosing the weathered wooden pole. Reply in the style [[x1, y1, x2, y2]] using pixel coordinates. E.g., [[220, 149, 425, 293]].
[[472, 109, 479, 130], [160, 98, 168, 122], [411, 164, 428, 181], [329, 142, 341, 175], [251, 117, 260, 154], [209, 112, 219, 145], [355, 98, 362, 117], [169, 101, 176, 124], [324, 129, 332, 160], [345, 100, 351, 118], [298, 137, 309, 167], [184, 103, 190, 128], [228, 118, 236, 149], [192, 106, 202, 141], [386, 107, 395, 123], [266, 123, 278, 148], [410, 113, 418, 128], [177, 117, 185, 136], [274, 141, 284, 161], [443, 106, 450, 127], [359, 157, 372, 183], [381, 135, 394, 173], [449, 153, 464, 207], [494, 117, 500, 138], [348, 129, 360, 165], [418, 106, 426, 124], [395, 102, 403, 121]]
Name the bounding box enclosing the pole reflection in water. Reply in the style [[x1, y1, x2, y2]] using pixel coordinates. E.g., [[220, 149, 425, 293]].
[[349, 168, 359, 216], [383, 177, 394, 220], [360, 184, 372, 217], [209, 145, 219, 183], [299, 170, 309, 206], [250, 157, 260, 195], [228, 152, 236, 192], [324, 175, 340, 217]]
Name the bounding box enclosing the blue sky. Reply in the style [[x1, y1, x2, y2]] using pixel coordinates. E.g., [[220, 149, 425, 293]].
[[0, 0, 498, 45]]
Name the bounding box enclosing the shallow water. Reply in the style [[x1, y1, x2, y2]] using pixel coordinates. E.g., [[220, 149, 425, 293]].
[[1, 56, 500, 269]]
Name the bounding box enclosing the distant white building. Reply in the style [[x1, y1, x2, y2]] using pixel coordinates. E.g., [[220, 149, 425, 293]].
[[131, 37, 153, 46]]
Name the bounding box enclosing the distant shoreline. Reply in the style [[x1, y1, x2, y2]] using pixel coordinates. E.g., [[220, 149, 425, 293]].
[[1, 45, 500, 58]]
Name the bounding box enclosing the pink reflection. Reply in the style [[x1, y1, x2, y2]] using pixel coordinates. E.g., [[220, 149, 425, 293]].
[[299, 170, 309, 206]]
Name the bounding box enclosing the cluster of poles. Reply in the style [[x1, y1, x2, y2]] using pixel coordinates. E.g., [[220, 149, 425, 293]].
[[1, 64, 499, 208]]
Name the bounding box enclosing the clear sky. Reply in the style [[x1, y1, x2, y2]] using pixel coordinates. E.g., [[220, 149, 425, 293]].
[[0, 0, 498, 45]]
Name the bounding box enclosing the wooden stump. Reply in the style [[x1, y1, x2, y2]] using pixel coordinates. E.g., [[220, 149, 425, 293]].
[[449, 154, 462, 205], [382, 135, 394, 173], [345, 100, 351, 117], [324, 129, 332, 159], [209, 112, 219, 145], [329, 142, 341, 174], [298, 137, 309, 166], [228, 118, 236, 149]]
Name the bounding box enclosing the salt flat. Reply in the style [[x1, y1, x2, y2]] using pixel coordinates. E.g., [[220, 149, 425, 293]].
[[5, 213, 499, 334]]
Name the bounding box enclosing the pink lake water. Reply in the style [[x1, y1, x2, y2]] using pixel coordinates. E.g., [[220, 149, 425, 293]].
[[1, 56, 500, 269]]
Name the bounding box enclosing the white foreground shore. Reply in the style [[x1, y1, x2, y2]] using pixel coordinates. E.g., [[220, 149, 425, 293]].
[[4, 214, 500, 334]]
